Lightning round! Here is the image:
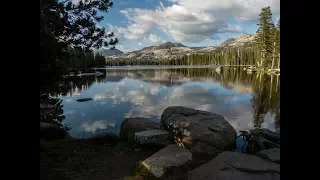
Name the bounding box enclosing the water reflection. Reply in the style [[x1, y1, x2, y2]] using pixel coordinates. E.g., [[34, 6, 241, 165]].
[[60, 67, 280, 138]]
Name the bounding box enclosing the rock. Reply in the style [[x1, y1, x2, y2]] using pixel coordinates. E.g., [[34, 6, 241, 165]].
[[76, 98, 92, 102], [40, 122, 68, 140], [190, 142, 219, 156], [246, 128, 280, 153], [40, 103, 56, 109], [256, 148, 280, 164], [190, 142, 220, 166], [215, 66, 221, 73], [40, 103, 56, 115], [142, 144, 192, 178], [250, 128, 280, 144], [161, 106, 237, 150], [135, 129, 173, 147], [187, 151, 280, 180], [120, 118, 161, 141]]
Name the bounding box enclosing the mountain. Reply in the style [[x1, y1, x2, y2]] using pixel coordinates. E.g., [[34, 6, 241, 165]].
[[220, 33, 255, 47], [98, 48, 124, 57], [108, 34, 255, 60]]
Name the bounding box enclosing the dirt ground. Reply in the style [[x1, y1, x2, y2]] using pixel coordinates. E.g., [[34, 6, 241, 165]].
[[40, 136, 216, 180], [40, 138, 161, 180]]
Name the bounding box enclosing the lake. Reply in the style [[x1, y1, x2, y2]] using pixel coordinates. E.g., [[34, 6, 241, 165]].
[[60, 66, 280, 138]]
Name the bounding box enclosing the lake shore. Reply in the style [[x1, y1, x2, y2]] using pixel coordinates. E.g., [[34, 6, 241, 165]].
[[40, 106, 280, 180]]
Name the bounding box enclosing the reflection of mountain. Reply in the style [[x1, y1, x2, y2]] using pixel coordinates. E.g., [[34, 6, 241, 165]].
[[63, 68, 280, 134], [103, 68, 253, 93], [100, 68, 279, 131]]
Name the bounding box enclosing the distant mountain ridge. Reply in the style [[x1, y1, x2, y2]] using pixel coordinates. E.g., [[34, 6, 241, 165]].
[[106, 33, 256, 59], [98, 48, 124, 57]]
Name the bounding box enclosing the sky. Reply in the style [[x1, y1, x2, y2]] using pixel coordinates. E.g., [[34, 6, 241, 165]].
[[88, 0, 280, 52]]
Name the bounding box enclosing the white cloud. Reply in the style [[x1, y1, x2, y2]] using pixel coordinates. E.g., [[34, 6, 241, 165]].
[[81, 120, 116, 133], [109, 3, 243, 43], [91, 71, 278, 132], [148, 33, 165, 44], [108, 0, 279, 45], [171, 0, 280, 22]]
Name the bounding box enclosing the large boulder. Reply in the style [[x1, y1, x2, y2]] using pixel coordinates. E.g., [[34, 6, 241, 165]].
[[190, 142, 220, 167], [141, 144, 192, 178], [190, 142, 219, 156], [256, 148, 280, 164], [161, 106, 236, 150], [120, 118, 161, 141], [187, 151, 280, 180], [135, 129, 173, 147]]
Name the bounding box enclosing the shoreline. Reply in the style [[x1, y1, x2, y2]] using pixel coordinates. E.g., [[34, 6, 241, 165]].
[[40, 107, 280, 180]]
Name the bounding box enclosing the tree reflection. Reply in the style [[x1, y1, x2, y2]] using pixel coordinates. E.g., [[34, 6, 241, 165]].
[[57, 67, 280, 131], [101, 67, 280, 130]]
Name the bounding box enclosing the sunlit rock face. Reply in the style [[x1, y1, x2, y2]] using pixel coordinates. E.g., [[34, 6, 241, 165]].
[[161, 106, 237, 150]]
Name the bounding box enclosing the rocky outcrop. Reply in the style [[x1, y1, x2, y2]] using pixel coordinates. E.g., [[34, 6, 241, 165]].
[[220, 33, 255, 47], [250, 128, 280, 144], [135, 129, 173, 147], [108, 34, 255, 60], [76, 98, 92, 102], [142, 144, 192, 178], [187, 151, 280, 180], [237, 128, 280, 154], [256, 148, 280, 164], [161, 106, 237, 150], [120, 118, 161, 140]]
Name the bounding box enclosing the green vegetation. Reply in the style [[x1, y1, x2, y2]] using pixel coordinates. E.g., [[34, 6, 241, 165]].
[[40, 0, 117, 94], [67, 50, 107, 71]]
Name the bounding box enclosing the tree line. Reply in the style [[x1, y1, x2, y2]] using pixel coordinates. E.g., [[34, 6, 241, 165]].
[[67, 50, 106, 71], [91, 68, 280, 129], [105, 6, 279, 70], [40, 0, 117, 94]]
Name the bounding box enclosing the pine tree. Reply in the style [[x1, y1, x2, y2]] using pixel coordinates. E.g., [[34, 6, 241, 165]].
[[255, 6, 274, 69], [271, 27, 280, 69]]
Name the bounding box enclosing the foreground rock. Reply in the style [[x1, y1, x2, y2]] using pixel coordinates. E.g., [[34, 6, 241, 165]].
[[256, 148, 280, 164], [161, 106, 236, 150], [249, 128, 280, 153], [40, 103, 56, 115], [190, 142, 219, 156], [120, 118, 161, 141], [142, 144, 192, 178], [190, 142, 220, 166], [76, 98, 92, 102], [135, 129, 173, 147], [40, 122, 68, 139], [187, 151, 280, 180], [250, 128, 280, 144]]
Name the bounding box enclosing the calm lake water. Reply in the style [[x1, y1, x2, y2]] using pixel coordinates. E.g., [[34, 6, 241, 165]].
[[60, 66, 280, 138]]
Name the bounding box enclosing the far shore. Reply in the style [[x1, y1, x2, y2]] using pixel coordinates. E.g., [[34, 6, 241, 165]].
[[93, 65, 255, 70]]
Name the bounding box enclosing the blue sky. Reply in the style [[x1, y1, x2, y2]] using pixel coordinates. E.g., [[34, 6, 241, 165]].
[[96, 0, 280, 52]]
